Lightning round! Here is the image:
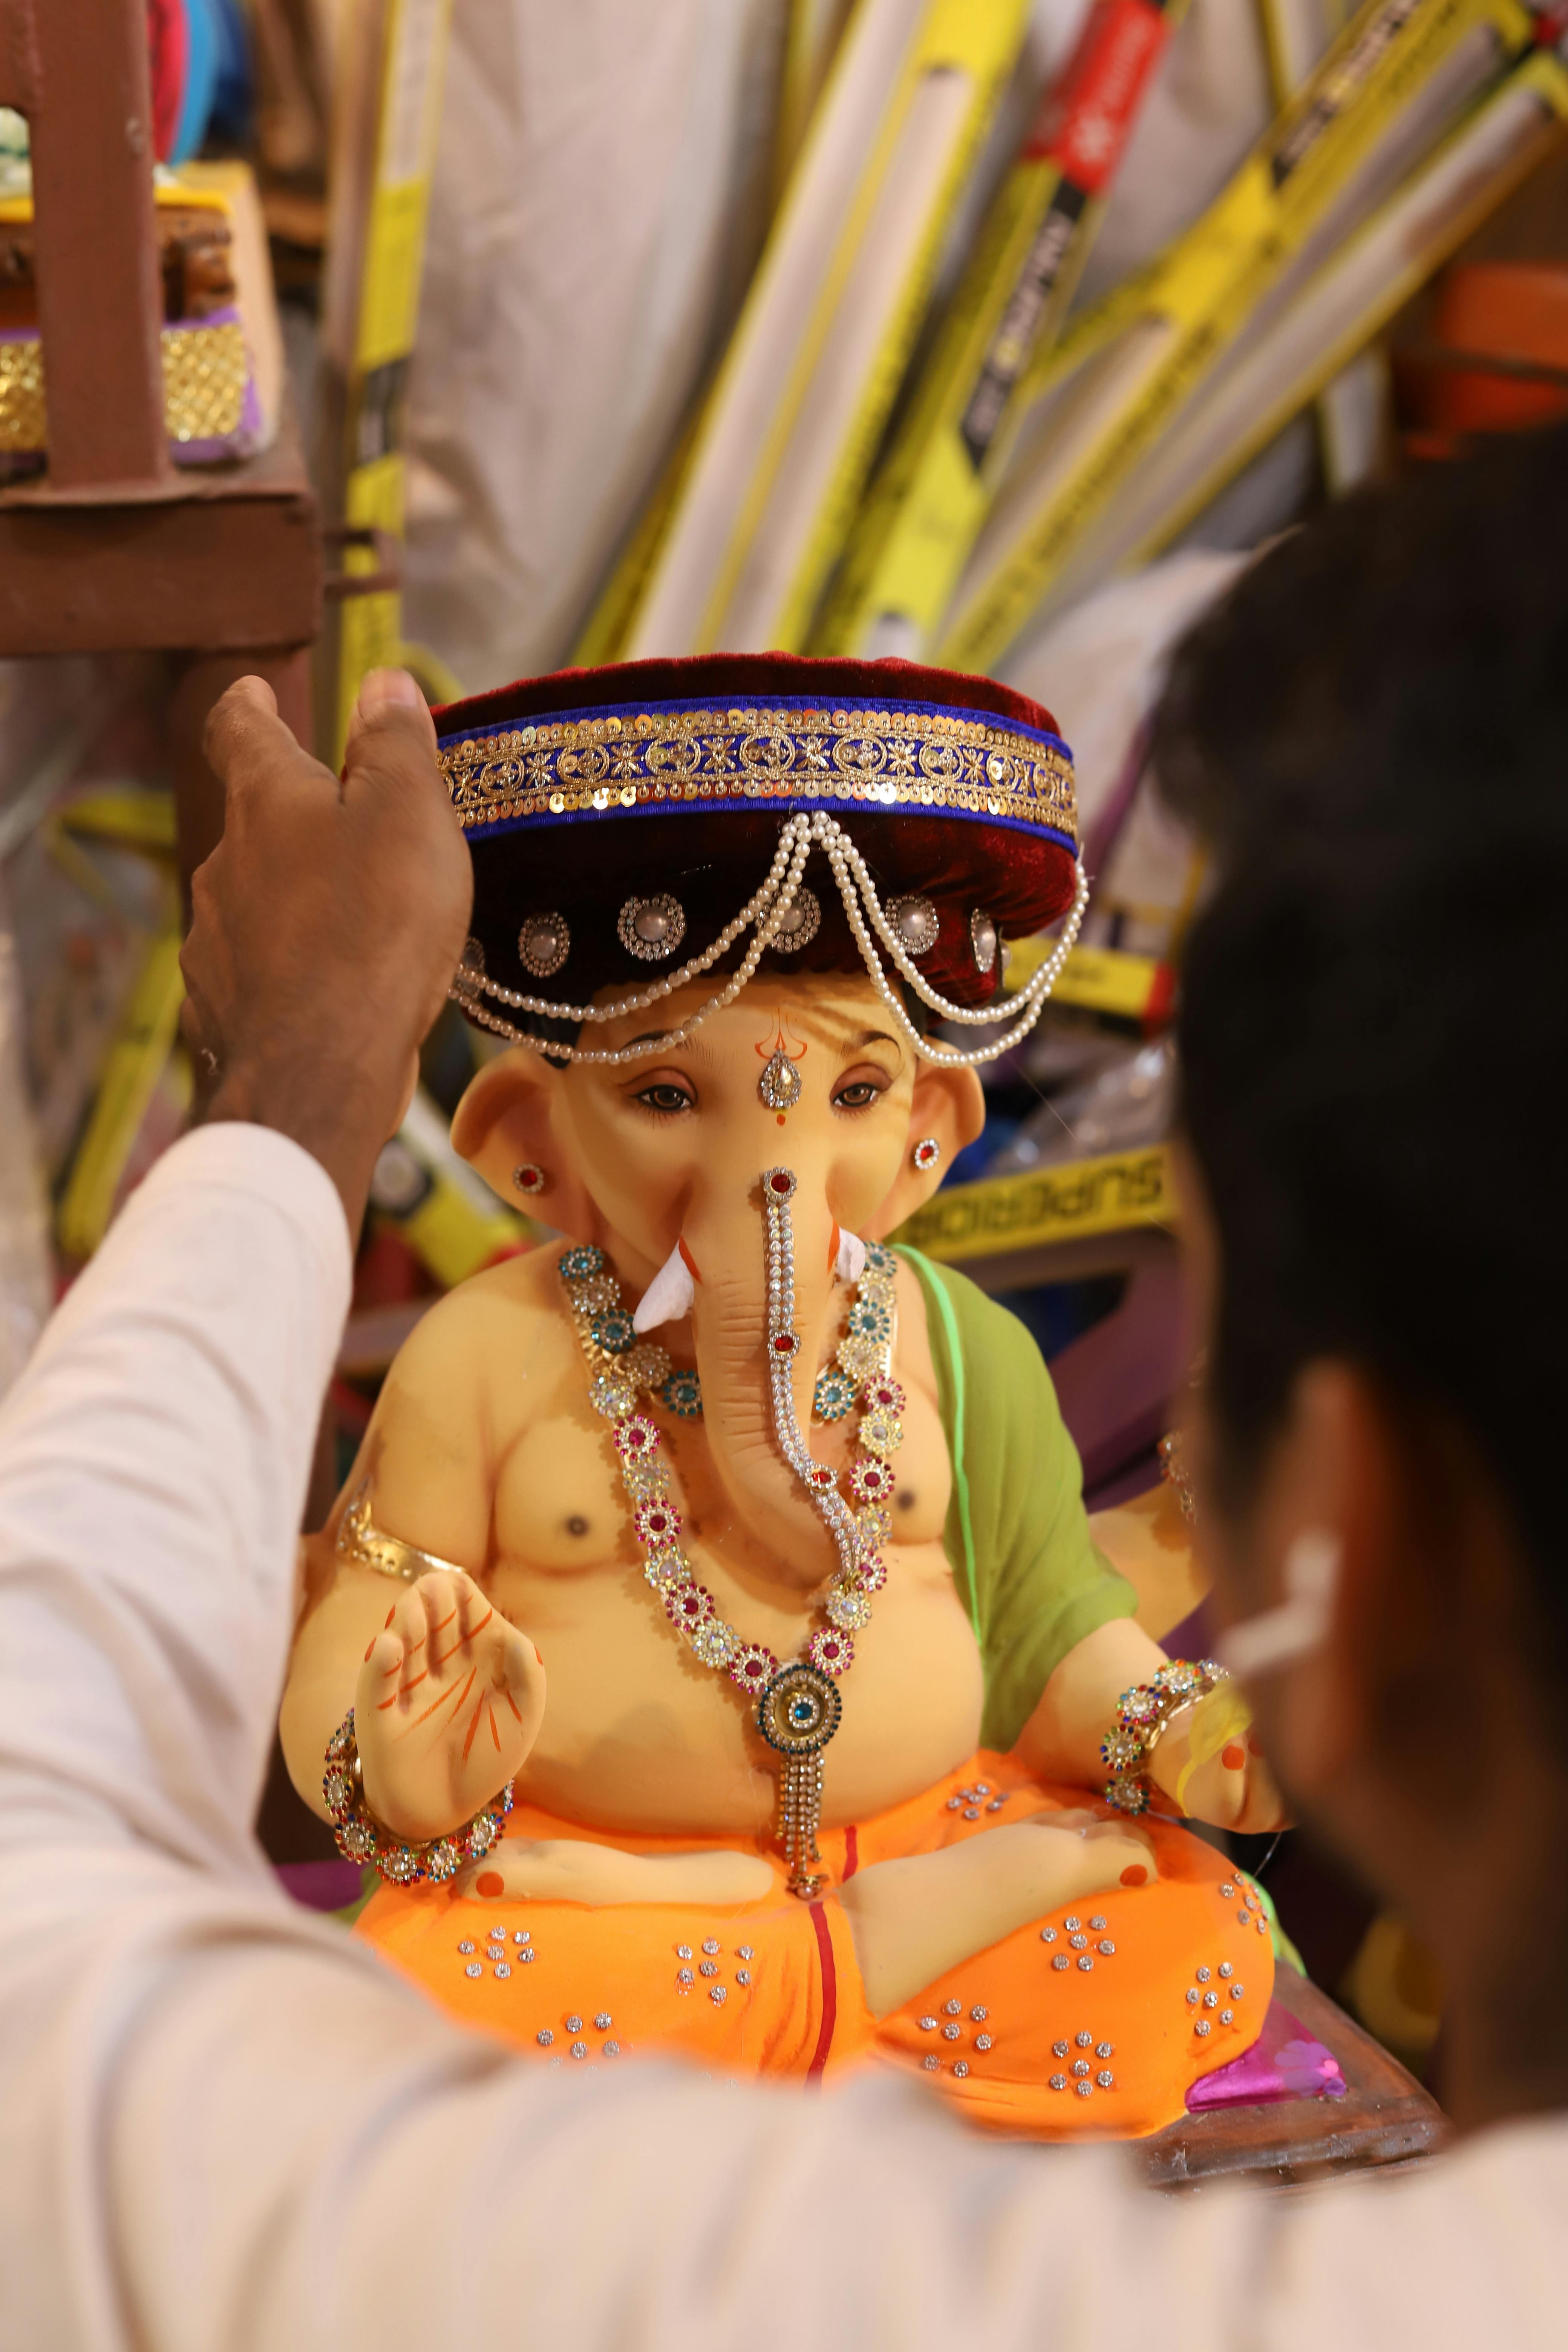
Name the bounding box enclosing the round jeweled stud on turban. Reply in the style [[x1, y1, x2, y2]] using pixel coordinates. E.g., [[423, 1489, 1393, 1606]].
[[436, 651, 1085, 1068]]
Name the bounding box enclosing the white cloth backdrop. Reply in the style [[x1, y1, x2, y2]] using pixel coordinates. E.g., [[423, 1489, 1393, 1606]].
[[401, 0, 1272, 693]]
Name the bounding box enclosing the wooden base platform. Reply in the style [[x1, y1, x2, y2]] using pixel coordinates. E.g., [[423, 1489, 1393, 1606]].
[[1144, 1965, 1445, 2190]]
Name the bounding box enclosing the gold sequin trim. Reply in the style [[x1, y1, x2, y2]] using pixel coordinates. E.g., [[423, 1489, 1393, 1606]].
[[438, 704, 1078, 844], [161, 319, 248, 443], [0, 337, 45, 452], [0, 319, 249, 453]]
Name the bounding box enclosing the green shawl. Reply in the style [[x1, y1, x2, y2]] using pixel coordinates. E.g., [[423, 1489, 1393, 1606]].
[[898, 1247, 1136, 1753]]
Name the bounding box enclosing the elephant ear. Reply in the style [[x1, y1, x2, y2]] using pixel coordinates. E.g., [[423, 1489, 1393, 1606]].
[[449, 1049, 596, 1239], [866, 1062, 985, 1240]]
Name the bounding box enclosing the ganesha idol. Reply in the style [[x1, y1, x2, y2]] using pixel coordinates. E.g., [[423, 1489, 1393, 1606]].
[[282, 651, 1283, 2136]]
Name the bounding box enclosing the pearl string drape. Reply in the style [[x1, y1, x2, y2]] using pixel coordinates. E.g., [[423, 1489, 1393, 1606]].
[[453, 812, 1088, 1068]]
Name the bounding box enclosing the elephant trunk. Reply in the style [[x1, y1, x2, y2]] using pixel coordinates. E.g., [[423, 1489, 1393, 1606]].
[[685, 1178, 843, 1591]]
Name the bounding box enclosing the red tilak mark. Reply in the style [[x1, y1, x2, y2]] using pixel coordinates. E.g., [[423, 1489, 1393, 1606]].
[[384, 1608, 395, 1628], [1221, 1743, 1246, 1771], [678, 1237, 701, 1285], [410, 1667, 473, 1730], [431, 1608, 459, 1635], [461, 1692, 487, 1763], [487, 1701, 501, 1751], [1247, 1730, 1265, 1756], [842, 1824, 859, 1880], [755, 1007, 807, 1062], [1120, 1864, 1148, 1887], [807, 1903, 837, 2084], [475, 1870, 504, 1899], [396, 1669, 429, 1699], [503, 1688, 523, 1723], [363, 1640, 375, 1662]]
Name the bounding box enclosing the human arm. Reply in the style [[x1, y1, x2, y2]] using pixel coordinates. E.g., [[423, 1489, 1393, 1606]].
[[179, 669, 472, 1236]]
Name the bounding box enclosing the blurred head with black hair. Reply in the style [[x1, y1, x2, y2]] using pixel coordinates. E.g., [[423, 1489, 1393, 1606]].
[[1153, 424, 1568, 2134]]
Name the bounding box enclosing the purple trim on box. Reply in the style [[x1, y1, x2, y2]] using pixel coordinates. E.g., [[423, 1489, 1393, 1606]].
[[2, 306, 260, 465], [172, 367, 263, 466]]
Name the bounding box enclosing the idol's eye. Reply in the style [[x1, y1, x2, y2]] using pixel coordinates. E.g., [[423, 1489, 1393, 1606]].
[[631, 1080, 695, 1116], [832, 1068, 892, 1112]]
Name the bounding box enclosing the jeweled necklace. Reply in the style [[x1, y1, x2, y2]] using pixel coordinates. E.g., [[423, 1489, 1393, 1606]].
[[560, 1181, 902, 1896]]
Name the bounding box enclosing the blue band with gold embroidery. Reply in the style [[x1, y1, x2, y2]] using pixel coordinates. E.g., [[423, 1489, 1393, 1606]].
[[437, 691, 1077, 851]]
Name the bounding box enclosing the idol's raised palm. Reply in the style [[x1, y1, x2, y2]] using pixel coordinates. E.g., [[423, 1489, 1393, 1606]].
[[355, 1571, 545, 1843]]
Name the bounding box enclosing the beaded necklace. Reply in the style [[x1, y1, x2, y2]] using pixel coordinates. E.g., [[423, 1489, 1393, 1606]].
[[560, 1173, 902, 1895]]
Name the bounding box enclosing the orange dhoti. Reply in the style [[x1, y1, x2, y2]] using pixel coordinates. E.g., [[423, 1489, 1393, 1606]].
[[357, 1750, 1275, 2139]]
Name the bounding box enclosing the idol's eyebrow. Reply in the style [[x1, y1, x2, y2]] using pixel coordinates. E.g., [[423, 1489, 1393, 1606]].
[[851, 1031, 900, 1052]]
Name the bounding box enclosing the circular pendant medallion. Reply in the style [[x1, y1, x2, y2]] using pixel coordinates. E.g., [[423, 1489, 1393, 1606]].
[[755, 1661, 842, 1758]]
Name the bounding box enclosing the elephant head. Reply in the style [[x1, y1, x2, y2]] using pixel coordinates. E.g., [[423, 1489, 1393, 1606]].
[[452, 973, 983, 1586]]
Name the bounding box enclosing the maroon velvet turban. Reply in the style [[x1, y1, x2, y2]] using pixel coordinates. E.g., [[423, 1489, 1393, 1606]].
[[434, 652, 1078, 1023]]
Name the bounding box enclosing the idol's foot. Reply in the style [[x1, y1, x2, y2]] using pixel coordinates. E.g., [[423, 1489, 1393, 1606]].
[[454, 1839, 774, 1908], [840, 1813, 1159, 2020]]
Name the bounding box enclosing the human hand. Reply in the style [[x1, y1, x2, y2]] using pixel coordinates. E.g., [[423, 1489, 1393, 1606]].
[[179, 668, 472, 1236], [356, 1571, 545, 1842]]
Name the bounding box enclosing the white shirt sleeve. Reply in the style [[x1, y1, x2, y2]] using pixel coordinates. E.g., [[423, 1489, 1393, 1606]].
[[0, 1122, 352, 1881], [0, 1124, 1559, 2352]]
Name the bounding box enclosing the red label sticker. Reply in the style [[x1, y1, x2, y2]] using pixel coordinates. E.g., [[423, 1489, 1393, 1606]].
[[1026, 0, 1171, 194]]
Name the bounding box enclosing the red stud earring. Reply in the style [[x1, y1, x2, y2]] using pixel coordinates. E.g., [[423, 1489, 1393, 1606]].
[[512, 1163, 547, 1197], [911, 1137, 942, 1173]]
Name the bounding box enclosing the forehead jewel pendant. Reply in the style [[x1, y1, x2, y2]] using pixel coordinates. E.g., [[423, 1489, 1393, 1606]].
[[758, 1050, 803, 1113], [756, 1010, 807, 1119]]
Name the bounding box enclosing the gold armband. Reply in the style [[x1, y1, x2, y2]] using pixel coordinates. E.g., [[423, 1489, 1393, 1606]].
[[335, 1481, 469, 1583]]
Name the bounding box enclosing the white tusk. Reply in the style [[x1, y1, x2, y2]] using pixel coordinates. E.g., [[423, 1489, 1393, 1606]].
[[835, 1228, 868, 1285], [1216, 1530, 1340, 1684], [634, 1242, 695, 1333]]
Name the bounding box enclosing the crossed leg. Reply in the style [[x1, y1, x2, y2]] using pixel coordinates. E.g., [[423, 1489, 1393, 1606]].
[[839, 1811, 1158, 2017]]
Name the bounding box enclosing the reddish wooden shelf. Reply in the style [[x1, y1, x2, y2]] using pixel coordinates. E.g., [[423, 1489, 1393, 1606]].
[[0, 403, 319, 659]]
